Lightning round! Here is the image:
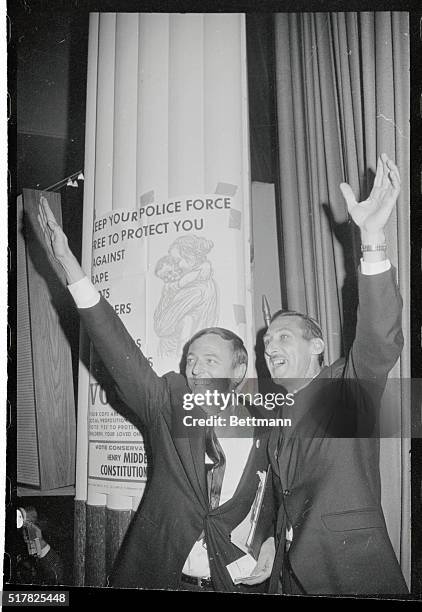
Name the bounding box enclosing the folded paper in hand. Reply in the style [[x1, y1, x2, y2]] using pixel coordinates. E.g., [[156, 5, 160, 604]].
[[226, 553, 257, 584]]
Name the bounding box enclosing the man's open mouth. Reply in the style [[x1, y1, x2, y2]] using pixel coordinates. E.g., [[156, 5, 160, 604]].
[[270, 357, 288, 368]]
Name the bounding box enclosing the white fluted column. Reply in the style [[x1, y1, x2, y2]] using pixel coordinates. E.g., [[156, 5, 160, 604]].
[[113, 15, 139, 209]]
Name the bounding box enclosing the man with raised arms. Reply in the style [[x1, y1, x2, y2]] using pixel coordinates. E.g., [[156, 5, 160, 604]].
[[262, 154, 408, 595]]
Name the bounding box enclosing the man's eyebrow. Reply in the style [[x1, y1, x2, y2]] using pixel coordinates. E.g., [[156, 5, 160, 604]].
[[265, 326, 293, 337], [187, 351, 220, 359]]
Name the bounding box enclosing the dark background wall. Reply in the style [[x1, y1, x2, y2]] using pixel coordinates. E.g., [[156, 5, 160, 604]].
[[16, 10, 88, 196]]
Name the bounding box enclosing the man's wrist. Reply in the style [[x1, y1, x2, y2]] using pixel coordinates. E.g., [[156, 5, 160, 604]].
[[360, 230, 387, 263], [59, 252, 85, 285]]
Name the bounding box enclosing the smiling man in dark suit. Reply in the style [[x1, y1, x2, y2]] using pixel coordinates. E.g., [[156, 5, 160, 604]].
[[37, 198, 275, 593], [262, 154, 408, 595]]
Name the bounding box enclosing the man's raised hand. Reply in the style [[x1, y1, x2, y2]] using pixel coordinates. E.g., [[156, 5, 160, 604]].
[[37, 195, 85, 284], [37, 196, 70, 263], [340, 153, 400, 243]]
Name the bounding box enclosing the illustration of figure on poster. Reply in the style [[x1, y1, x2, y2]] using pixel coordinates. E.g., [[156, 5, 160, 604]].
[[153, 234, 219, 357]]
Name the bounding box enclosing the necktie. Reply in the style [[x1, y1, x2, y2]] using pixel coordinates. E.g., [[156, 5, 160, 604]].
[[205, 426, 226, 509]]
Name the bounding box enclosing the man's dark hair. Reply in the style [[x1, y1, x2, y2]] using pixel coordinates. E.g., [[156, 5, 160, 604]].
[[188, 327, 248, 368], [270, 310, 325, 366]]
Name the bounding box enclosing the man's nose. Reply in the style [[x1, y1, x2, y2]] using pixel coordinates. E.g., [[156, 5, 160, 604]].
[[191, 360, 203, 376], [264, 339, 277, 356]]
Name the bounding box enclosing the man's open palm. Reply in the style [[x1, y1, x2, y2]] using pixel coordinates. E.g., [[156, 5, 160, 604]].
[[340, 153, 400, 235], [37, 196, 70, 262]]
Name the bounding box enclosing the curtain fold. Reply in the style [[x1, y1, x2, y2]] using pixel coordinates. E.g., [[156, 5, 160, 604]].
[[274, 11, 410, 585]]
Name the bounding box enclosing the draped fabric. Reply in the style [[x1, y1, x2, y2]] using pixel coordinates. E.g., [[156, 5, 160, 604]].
[[273, 12, 410, 584]]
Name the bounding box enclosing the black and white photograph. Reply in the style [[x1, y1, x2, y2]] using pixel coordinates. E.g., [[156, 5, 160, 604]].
[[5, 0, 422, 605]]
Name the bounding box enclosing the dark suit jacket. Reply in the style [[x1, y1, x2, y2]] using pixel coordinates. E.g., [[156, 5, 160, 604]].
[[268, 268, 408, 596], [79, 298, 271, 592]]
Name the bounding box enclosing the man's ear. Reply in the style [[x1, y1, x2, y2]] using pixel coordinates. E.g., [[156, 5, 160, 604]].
[[310, 337, 324, 357], [233, 362, 247, 388]]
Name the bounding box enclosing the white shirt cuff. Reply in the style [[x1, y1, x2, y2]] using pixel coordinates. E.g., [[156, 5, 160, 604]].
[[68, 276, 100, 308], [360, 258, 391, 276], [38, 543, 51, 558]]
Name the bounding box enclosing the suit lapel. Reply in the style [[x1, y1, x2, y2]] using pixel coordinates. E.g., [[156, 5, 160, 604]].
[[170, 395, 209, 509], [169, 431, 208, 510], [187, 427, 209, 507]]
